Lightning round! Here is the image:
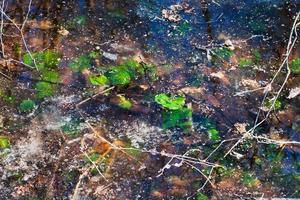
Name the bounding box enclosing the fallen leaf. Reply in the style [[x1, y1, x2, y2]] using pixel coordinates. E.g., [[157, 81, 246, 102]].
[[58, 27, 69, 36], [241, 79, 260, 89], [287, 87, 300, 99], [162, 9, 181, 22], [103, 52, 118, 61], [234, 123, 248, 134], [28, 19, 54, 30], [205, 94, 221, 108], [179, 87, 204, 99], [210, 71, 230, 85]]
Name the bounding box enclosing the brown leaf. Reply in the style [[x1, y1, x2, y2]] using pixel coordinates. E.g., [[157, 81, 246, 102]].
[[205, 94, 221, 108], [179, 87, 204, 99], [210, 71, 230, 85], [241, 79, 260, 89]]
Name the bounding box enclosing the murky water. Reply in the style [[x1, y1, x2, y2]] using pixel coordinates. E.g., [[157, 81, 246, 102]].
[[0, 0, 300, 199]]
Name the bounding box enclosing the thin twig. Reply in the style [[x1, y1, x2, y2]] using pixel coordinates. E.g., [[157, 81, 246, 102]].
[[76, 86, 115, 108], [224, 12, 300, 157]]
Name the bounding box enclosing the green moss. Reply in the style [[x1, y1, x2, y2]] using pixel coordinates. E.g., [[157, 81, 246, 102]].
[[162, 107, 192, 130], [241, 172, 259, 187], [43, 50, 60, 68], [35, 82, 55, 99], [69, 54, 91, 72], [239, 58, 254, 68], [155, 93, 185, 110], [40, 70, 60, 83], [85, 58, 156, 87], [117, 95, 132, 109], [0, 90, 16, 104], [218, 167, 236, 177], [123, 59, 145, 78], [23, 50, 60, 70], [19, 99, 35, 113], [89, 75, 109, 86], [105, 67, 131, 86], [69, 51, 101, 72], [207, 128, 220, 141], [254, 157, 263, 166], [75, 15, 87, 26], [88, 51, 100, 59], [264, 144, 283, 162], [290, 57, 300, 74], [212, 47, 234, 61], [253, 49, 262, 62], [0, 136, 10, 149], [176, 21, 191, 35], [143, 63, 158, 81], [265, 99, 282, 110]]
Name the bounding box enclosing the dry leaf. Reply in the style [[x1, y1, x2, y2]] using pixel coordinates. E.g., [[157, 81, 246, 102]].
[[287, 87, 300, 99], [58, 27, 69, 36], [241, 79, 260, 89], [179, 87, 204, 99], [103, 52, 118, 61], [234, 123, 248, 134], [264, 84, 272, 93], [162, 9, 182, 22]]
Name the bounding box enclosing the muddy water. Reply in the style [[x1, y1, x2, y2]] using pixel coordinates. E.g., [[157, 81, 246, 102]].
[[0, 0, 300, 199]]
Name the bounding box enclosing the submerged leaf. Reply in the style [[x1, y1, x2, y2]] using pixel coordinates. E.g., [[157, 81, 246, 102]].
[[75, 15, 87, 26], [35, 82, 55, 98], [19, 99, 35, 112], [253, 49, 262, 62], [0, 136, 10, 149], [212, 47, 234, 61], [239, 58, 253, 68], [89, 75, 109, 86], [61, 119, 82, 138], [162, 107, 192, 130], [241, 172, 260, 187], [143, 63, 158, 81], [117, 95, 132, 109], [208, 128, 220, 141], [265, 99, 282, 110], [23, 50, 60, 70], [122, 59, 145, 78], [69, 54, 91, 72], [106, 67, 131, 86], [41, 70, 60, 83], [43, 50, 60, 68], [155, 93, 185, 110], [196, 193, 209, 200], [88, 51, 100, 59]]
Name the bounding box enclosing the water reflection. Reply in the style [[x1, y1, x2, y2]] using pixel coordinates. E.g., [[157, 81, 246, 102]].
[[1, 0, 300, 199]]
